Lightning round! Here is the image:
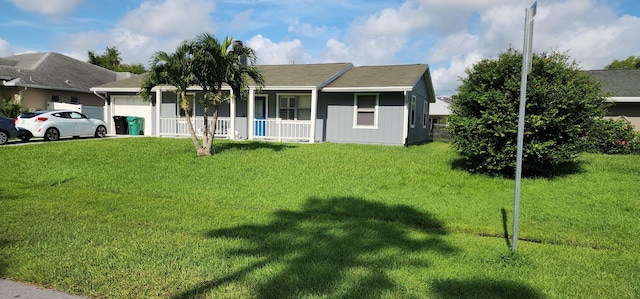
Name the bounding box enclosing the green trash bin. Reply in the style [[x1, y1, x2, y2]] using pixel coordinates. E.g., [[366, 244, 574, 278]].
[[127, 116, 144, 135]]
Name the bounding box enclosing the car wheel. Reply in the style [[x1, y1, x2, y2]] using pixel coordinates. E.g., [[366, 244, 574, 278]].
[[95, 125, 107, 138], [44, 127, 60, 141], [18, 133, 31, 142], [0, 130, 7, 145]]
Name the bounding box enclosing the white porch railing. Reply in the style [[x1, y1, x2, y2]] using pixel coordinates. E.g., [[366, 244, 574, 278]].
[[254, 118, 311, 142], [160, 117, 230, 138]]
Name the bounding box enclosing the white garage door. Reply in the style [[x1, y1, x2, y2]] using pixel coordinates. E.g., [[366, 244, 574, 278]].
[[112, 95, 152, 135]]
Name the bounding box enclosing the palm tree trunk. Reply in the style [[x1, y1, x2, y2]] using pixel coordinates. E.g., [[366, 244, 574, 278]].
[[179, 91, 205, 155], [202, 106, 210, 146], [204, 106, 218, 155]]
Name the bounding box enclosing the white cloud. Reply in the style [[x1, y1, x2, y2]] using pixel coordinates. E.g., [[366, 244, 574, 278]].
[[0, 38, 14, 56], [246, 34, 311, 65], [418, 0, 640, 94], [119, 0, 215, 37], [57, 0, 218, 65], [288, 19, 328, 37], [231, 9, 254, 30], [431, 53, 484, 96], [6, 0, 82, 15]]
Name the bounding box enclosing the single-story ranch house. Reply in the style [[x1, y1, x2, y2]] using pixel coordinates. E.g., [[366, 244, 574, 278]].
[[0, 52, 130, 119], [587, 69, 640, 131], [91, 63, 436, 146]]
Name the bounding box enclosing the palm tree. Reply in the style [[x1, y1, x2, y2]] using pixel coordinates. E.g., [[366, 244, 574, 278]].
[[140, 41, 208, 155], [191, 33, 264, 155]]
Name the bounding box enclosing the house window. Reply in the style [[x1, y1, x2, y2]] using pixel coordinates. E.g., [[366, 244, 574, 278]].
[[70, 96, 79, 105], [423, 101, 428, 128], [353, 94, 378, 128], [51, 95, 60, 102], [277, 94, 311, 120], [410, 96, 416, 128]]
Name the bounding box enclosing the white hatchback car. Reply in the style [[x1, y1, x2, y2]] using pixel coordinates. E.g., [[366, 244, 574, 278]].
[[16, 110, 108, 142]]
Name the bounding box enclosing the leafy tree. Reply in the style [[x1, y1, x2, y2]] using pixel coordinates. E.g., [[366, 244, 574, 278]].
[[88, 46, 146, 74], [448, 48, 609, 177], [140, 33, 264, 156], [604, 56, 640, 70]]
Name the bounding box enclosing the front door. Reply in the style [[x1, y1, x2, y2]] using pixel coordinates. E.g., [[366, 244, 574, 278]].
[[255, 95, 266, 136]]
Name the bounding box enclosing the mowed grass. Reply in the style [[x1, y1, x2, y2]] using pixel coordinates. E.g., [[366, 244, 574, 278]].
[[0, 138, 639, 298]]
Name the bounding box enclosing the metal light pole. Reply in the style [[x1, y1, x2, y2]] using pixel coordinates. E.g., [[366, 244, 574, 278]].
[[513, 1, 537, 252]]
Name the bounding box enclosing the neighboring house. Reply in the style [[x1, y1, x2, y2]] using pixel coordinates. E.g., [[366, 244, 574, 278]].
[[429, 96, 452, 126], [0, 52, 130, 119], [91, 63, 436, 146], [429, 96, 452, 140], [587, 69, 640, 131]]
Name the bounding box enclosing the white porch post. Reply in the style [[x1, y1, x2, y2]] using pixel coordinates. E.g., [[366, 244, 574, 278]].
[[155, 89, 162, 137], [248, 87, 255, 140], [310, 87, 318, 143], [229, 88, 236, 139], [402, 91, 409, 145]]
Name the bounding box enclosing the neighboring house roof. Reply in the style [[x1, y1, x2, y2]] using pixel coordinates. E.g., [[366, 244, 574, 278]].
[[586, 69, 640, 102], [0, 52, 118, 93], [92, 74, 148, 92], [430, 96, 453, 116]]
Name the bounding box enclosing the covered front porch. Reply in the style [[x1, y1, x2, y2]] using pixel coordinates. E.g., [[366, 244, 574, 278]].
[[157, 116, 312, 142], [154, 86, 317, 143]]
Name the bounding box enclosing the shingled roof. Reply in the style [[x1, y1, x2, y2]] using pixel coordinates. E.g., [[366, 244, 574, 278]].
[[325, 64, 430, 90], [92, 63, 435, 98], [256, 63, 352, 88], [0, 52, 118, 93], [586, 69, 640, 98]]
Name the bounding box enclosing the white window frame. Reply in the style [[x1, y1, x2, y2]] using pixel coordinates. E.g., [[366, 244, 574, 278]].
[[353, 93, 379, 129], [410, 95, 416, 128], [422, 100, 428, 129], [276, 93, 311, 120]]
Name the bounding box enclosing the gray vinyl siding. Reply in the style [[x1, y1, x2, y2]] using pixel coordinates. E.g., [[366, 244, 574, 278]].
[[405, 76, 431, 145], [318, 92, 406, 145]]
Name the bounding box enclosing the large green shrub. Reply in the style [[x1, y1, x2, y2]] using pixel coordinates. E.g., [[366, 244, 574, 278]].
[[583, 118, 639, 154], [448, 48, 609, 177], [0, 98, 22, 118]]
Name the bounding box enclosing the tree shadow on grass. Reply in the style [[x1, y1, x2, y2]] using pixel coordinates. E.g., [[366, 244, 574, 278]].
[[432, 278, 545, 299], [0, 189, 20, 201], [0, 239, 11, 277], [213, 140, 297, 154], [173, 197, 458, 298], [449, 157, 586, 179]]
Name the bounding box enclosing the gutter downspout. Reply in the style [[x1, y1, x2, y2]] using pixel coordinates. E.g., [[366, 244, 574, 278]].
[[18, 87, 27, 105], [93, 91, 110, 130]]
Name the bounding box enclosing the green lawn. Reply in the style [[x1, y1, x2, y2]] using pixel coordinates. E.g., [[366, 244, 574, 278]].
[[1, 138, 639, 298]]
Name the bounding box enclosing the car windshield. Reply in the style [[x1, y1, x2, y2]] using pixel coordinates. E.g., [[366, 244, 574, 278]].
[[19, 112, 46, 119]]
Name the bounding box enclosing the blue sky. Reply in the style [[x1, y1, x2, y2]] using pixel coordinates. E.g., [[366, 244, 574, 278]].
[[1, 0, 639, 95]]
